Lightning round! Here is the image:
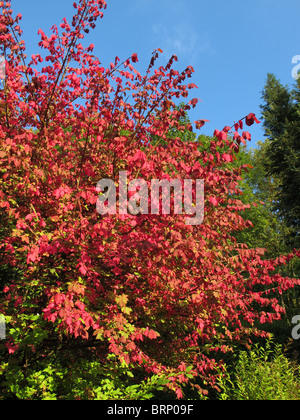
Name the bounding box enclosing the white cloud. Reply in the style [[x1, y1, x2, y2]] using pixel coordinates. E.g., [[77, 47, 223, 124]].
[[152, 22, 214, 64], [126, 0, 215, 64]]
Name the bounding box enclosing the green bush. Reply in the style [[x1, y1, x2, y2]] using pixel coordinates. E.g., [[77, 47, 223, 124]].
[[0, 350, 170, 400], [217, 340, 300, 400]]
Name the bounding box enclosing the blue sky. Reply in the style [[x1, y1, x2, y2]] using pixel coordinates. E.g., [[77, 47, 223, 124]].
[[9, 0, 300, 147]]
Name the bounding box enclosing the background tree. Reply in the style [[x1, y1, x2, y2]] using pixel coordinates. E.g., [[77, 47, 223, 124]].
[[231, 140, 300, 335], [260, 73, 300, 248], [232, 140, 291, 259]]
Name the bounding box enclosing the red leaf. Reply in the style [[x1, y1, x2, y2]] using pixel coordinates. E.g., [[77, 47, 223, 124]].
[[242, 131, 251, 141], [214, 130, 227, 141], [126, 342, 136, 351], [123, 353, 130, 365], [75, 300, 85, 311], [245, 113, 260, 126], [7, 342, 19, 355], [222, 153, 232, 163], [195, 119, 209, 129], [188, 98, 200, 108], [148, 329, 158, 339], [209, 196, 219, 206], [131, 53, 138, 63], [27, 248, 39, 264]]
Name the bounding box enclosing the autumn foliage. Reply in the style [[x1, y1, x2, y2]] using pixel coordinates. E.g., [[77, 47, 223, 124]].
[[1, 0, 300, 399]]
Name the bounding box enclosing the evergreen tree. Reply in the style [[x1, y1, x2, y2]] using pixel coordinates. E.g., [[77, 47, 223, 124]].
[[260, 73, 300, 247]]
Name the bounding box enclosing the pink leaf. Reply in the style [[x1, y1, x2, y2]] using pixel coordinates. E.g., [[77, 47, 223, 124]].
[[209, 196, 219, 206], [222, 153, 233, 163]]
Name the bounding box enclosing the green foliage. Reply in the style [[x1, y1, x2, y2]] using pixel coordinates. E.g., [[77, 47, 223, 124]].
[[0, 307, 171, 400], [260, 73, 300, 246], [217, 339, 300, 400], [232, 141, 291, 258], [231, 140, 300, 326], [0, 348, 171, 400]]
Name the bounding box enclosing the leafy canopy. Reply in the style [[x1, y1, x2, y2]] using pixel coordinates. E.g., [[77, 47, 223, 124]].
[[0, 0, 300, 399]]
